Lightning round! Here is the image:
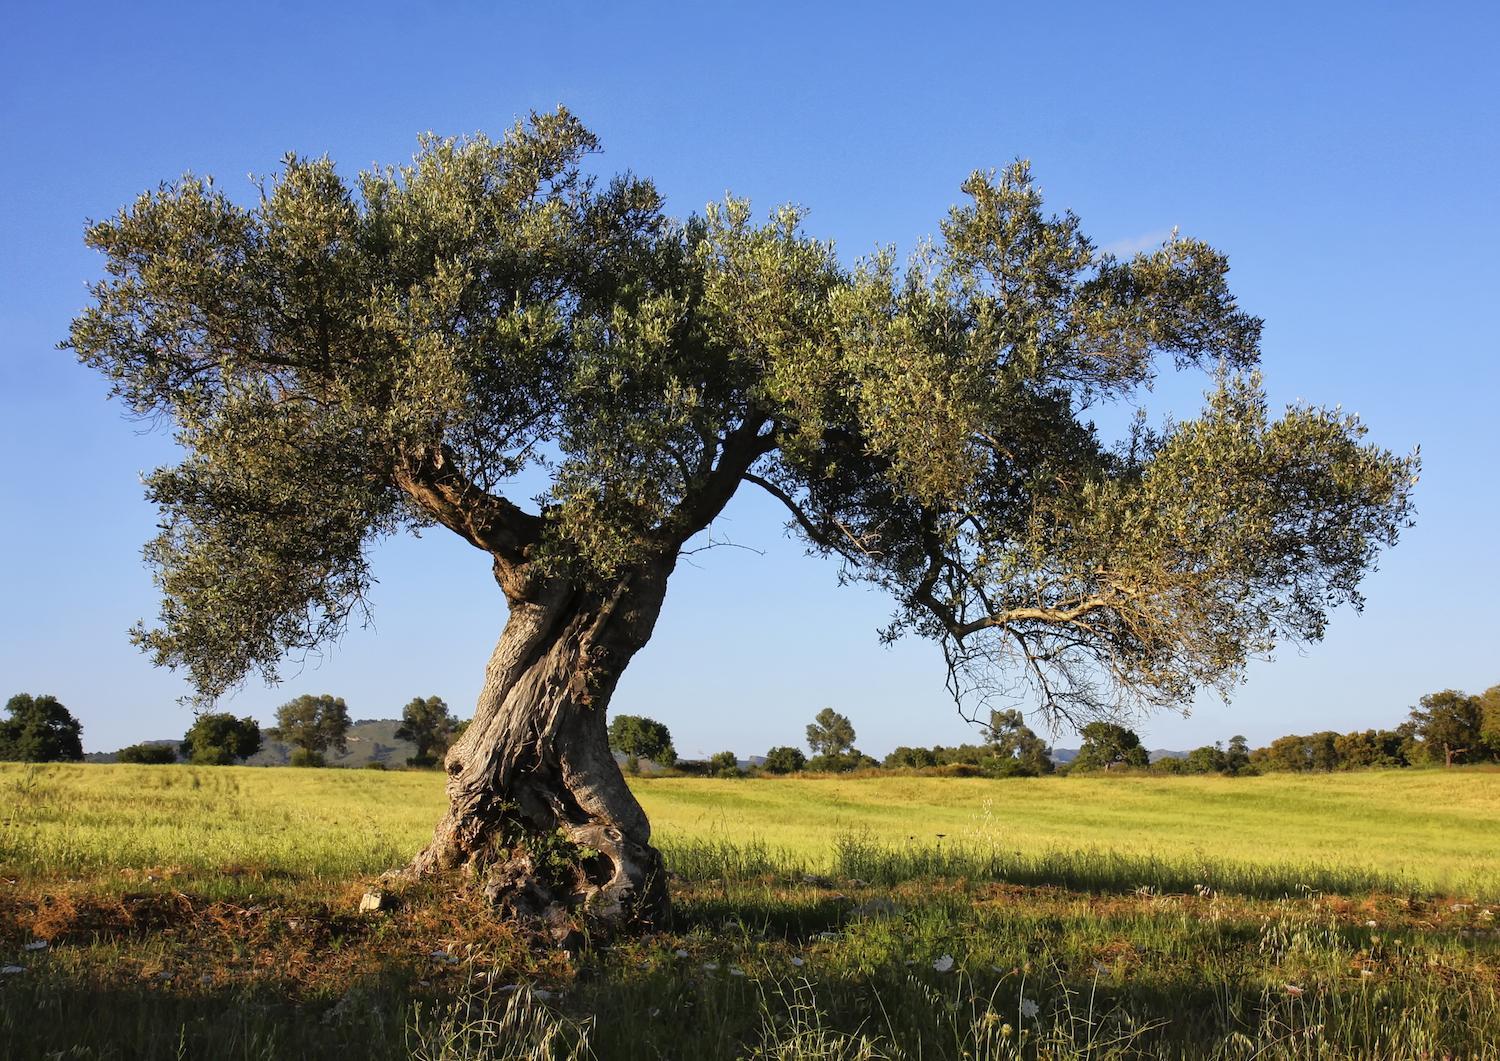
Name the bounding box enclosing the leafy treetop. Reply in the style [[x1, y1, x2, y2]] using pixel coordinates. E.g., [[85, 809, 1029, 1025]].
[[0, 694, 84, 763], [607, 714, 676, 766], [269, 694, 351, 758], [67, 108, 1416, 724]]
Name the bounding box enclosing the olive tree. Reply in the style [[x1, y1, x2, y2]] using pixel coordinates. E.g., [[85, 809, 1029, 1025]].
[[396, 695, 458, 766], [0, 694, 84, 762], [1072, 722, 1150, 771], [182, 712, 262, 765], [67, 109, 1415, 934], [607, 714, 676, 766], [268, 694, 350, 767]]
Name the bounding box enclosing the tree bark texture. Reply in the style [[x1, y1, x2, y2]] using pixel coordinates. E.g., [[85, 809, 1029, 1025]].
[[407, 561, 675, 943]]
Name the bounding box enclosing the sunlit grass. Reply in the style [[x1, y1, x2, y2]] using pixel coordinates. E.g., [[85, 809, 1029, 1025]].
[[3, 764, 1498, 900], [1, 763, 1497, 1058]]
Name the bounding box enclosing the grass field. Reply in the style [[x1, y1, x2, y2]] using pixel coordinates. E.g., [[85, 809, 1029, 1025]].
[[2, 764, 1497, 1058]]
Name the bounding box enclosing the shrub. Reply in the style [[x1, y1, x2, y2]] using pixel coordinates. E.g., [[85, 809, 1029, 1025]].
[[118, 742, 177, 765], [290, 748, 326, 768], [763, 746, 806, 774]]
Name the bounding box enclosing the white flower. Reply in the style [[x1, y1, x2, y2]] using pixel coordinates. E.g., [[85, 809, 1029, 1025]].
[[1365, 920, 1377, 928], [1019, 997, 1039, 1019], [933, 955, 955, 973]]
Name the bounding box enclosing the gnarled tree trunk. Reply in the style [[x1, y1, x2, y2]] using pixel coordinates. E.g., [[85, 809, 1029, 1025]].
[[407, 560, 675, 943]]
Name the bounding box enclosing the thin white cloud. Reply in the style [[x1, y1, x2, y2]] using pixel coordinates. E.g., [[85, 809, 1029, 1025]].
[[1100, 227, 1176, 258]]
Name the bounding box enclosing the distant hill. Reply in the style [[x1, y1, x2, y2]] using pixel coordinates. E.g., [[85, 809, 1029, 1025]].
[[248, 718, 421, 767]]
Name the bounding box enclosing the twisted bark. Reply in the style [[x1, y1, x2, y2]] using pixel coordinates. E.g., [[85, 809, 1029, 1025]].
[[407, 561, 674, 942]]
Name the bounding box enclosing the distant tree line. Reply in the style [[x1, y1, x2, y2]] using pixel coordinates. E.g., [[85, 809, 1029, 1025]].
[[11, 681, 1497, 776], [0, 689, 467, 768], [603, 682, 1499, 782]]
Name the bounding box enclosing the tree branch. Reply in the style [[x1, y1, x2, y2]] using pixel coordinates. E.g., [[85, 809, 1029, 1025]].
[[394, 444, 544, 573]]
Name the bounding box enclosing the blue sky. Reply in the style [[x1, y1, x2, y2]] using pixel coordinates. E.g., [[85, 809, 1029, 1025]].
[[2, 2, 1496, 756]]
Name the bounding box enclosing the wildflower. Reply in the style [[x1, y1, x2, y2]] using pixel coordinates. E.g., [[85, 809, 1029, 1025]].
[[933, 954, 955, 973], [1364, 920, 1377, 928], [1284, 984, 1304, 997], [1019, 997, 1039, 1019]]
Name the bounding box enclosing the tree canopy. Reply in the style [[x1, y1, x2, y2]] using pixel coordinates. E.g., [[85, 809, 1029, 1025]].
[[67, 107, 1415, 729], [182, 712, 263, 765], [395, 696, 458, 765], [1072, 722, 1150, 771], [0, 694, 84, 763], [606, 714, 676, 766], [1409, 690, 1485, 767], [269, 694, 351, 766]]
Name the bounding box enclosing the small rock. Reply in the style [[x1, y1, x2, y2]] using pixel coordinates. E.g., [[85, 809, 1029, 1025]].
[[22, 941, 47, 952], [532, 988, 556, 1001], [358, 891, 385, 914], [728, 966, 745, 977], [1, 966, 23, 975], [673, 948, 689, 958]]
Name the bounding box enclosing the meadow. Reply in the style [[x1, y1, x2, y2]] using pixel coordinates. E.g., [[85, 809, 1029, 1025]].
[[2, 764, 1497, 1058]]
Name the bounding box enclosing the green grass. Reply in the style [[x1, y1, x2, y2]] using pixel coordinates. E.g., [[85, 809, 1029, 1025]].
[[642, 770, 1500, 898], [4, 765, 1498, 899], [1, 764, 1497, 1059]]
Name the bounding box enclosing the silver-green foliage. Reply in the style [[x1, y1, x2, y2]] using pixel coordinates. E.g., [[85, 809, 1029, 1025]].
[[67, 109, 1415, 722]]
